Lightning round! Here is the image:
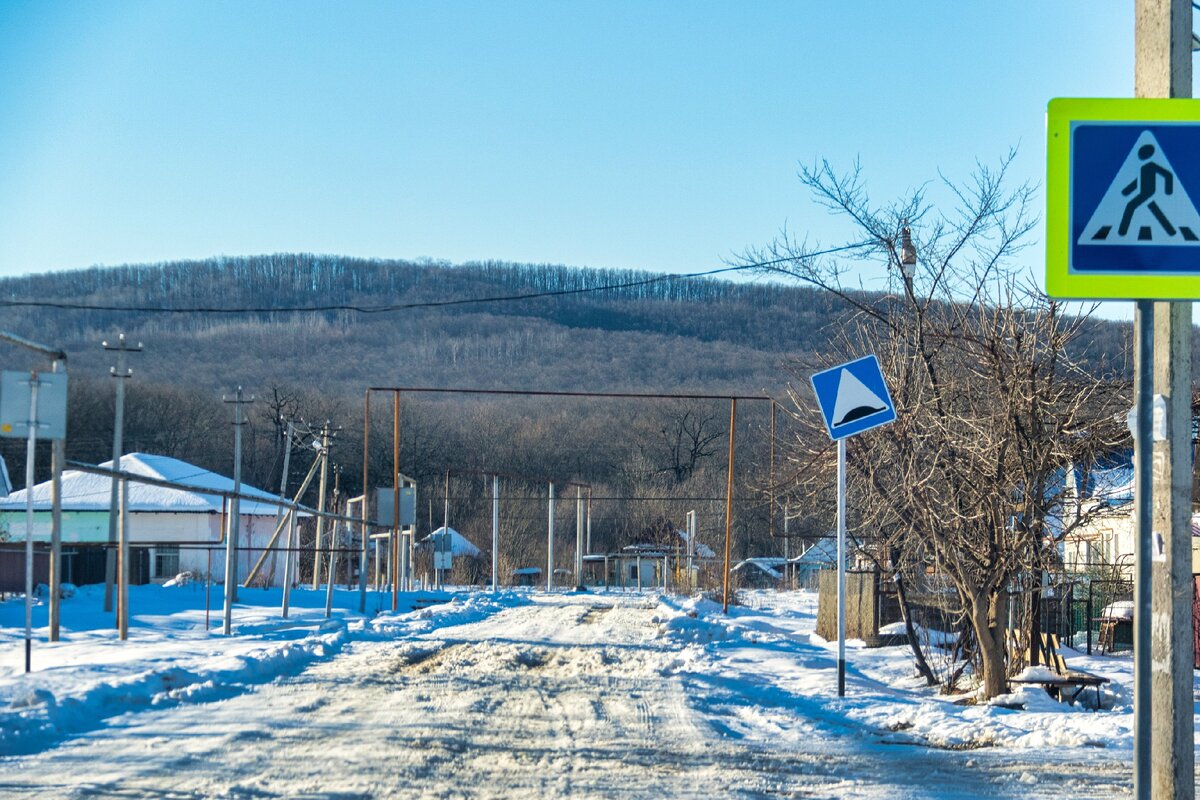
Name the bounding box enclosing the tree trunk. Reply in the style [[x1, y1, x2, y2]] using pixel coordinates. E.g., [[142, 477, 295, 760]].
[[969, 590, 1009, 700], [895, 573, 937, 686]]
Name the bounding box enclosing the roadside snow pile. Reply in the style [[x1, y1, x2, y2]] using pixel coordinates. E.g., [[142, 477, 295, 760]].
[[653, 589, 1146, 754], [0, 583, 523, 755], [654, 595, 739, 643]]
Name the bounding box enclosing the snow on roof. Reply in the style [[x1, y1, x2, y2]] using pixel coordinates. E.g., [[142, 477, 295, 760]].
[[0, 453, 285, 516], [622, 542, 670, 555], [1082, 460, 1134, 506], [675, 528, 716, 558], [788, 537, 841, 567], [732, 558, 785, 580], [512, 567, 542, 575], [420, 526, 482, 557]]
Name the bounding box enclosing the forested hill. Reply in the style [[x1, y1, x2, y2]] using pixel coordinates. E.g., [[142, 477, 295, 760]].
[[1, 254, 1130, 397], [0, 255, 863, 396]]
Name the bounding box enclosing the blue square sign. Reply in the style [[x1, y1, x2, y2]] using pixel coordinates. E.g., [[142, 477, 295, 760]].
[[1046, 98, 1200, 299], [810, 355, 896, 441], [1071, 123, 1200, 274]]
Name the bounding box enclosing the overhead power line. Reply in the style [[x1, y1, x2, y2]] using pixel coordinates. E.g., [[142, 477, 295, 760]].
[[0, 243, 871, 315]]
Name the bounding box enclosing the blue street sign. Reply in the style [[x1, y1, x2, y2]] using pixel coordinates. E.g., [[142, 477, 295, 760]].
[[1071, 125, 1200, 273], [1046, 98, 1200, 299], [810, 355, 896, 441]]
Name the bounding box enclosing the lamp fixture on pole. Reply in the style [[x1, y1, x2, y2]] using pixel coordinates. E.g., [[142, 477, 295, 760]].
[[899, 225, 917, 282]]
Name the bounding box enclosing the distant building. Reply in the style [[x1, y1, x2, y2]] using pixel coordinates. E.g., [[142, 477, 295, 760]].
[[0, 453, 296, 588], [419, 526, 482, 557], [788, 538, 843, 590], [511, 566, 542, 586], [1058, 452, 1200, 576], [732, 557, 787, 588]]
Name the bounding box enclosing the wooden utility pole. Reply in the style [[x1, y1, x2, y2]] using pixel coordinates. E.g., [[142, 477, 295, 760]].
[[1135, 2, 1194, 798]]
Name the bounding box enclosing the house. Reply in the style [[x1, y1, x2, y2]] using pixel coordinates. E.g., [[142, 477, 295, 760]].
[[0, 453, 297, 588], [788, 537, 843, 590], [1063, 505, 1200, 577], [732, 557, 787, 588], [1059, 453, 1200, 576]]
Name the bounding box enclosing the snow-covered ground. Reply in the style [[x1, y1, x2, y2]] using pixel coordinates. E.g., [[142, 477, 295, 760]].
[[0, 584, 1164, 797]]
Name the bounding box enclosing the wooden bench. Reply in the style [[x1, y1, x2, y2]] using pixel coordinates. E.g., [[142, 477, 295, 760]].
[[1009, 633, 1110, 707]]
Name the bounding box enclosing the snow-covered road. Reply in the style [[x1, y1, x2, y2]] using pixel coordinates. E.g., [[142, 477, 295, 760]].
[[0, 593, 1131, 798]]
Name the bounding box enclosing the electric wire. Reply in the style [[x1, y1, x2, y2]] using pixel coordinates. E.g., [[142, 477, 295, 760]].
[[0, 243, 871, 315]]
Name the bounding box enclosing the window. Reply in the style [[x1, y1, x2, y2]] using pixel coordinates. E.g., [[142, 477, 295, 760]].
[[154, 545, 180, 579]]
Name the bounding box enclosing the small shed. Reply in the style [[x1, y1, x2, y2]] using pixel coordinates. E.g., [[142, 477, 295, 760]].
[[512, 566, 542, 587], [732, 557, 787, 588]]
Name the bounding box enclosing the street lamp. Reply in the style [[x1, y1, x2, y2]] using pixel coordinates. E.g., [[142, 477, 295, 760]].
[[899, 225, 917, 283]]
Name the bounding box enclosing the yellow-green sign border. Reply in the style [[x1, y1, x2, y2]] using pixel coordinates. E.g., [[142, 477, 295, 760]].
[[1046, 97, 1200, 300]]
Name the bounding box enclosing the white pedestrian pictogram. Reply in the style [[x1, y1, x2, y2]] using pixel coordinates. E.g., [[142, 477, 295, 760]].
[[1078, 130, 1200, 246]]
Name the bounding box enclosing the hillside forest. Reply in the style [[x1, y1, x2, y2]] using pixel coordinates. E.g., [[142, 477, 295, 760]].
[[0, 254, 1137, 583]]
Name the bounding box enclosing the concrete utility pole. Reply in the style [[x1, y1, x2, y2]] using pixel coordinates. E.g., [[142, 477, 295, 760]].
[[325, 465, 342, 613], [102, 334, 141, 616], [575, 486, 584, 591], [491, 475, 500, 592], [1135, 3, 1195, 798], [222, 387, 253, 634], [273, 420, 294, 587], [439, 470, 450, 591], [48, 359, 65, 642], [311, 423, 330, 590], [546, 482, 555, 592], [117, 478, 129, 640]]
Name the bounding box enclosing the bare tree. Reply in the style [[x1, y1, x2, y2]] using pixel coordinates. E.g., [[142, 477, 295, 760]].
[[751, 154, 1127, 698], [647, 404, 725, 484]]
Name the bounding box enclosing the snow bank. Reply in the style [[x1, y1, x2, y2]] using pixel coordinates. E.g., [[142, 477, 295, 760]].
[[0, 583, 524, 755], [652, 588, 1150, 755]]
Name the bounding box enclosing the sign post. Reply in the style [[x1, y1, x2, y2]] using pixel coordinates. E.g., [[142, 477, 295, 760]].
[[1047, 95, 1198, 799], [0, 370, 68, 673], [810, 354, 896, 697]]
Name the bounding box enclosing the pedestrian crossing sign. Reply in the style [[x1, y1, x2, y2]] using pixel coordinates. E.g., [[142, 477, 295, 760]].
[[1047, 98, 1200, 299], [810, 354, 896, 441]]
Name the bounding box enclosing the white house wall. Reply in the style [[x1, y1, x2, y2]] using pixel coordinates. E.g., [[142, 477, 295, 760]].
[[0, 510, 289, 587]]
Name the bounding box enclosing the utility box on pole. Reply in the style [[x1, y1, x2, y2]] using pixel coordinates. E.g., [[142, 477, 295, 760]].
[[374, 486, 416, 528]]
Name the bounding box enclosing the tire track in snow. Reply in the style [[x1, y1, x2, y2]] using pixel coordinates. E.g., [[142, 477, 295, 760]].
[[0, 594, 1130, 799]]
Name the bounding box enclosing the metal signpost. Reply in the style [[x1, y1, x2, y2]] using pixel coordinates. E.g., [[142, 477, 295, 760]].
[[1046, 95, 1198, 800], [0, 370, 68, 673], [810, 354, 896, 697]]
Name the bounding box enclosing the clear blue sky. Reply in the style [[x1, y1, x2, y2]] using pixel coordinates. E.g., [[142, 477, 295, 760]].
[[0, 1, 1165, 303]]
